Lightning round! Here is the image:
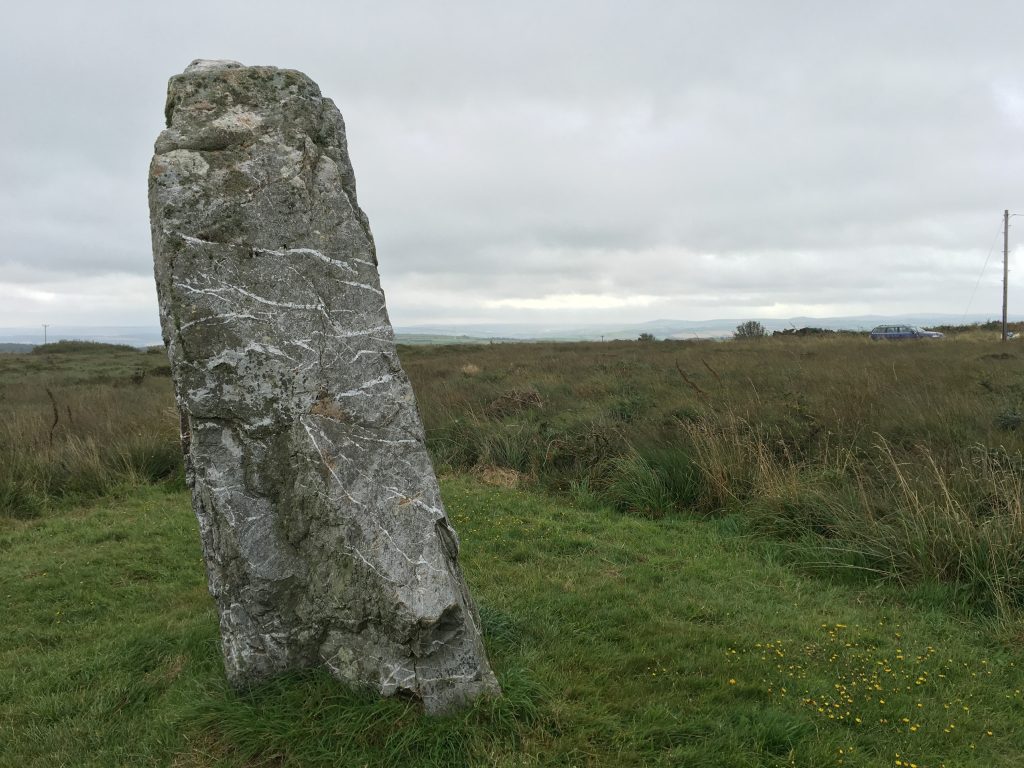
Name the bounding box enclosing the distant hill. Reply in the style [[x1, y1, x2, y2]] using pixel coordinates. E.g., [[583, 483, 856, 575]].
[[395, 313, 1024, 342], [0, 326, 162, 348], [3, 315, 1021, 349]]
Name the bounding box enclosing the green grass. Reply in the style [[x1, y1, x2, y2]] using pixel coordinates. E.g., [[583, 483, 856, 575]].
[[400, 336, 1024, 615], [3, 335, 1024, 764], [4, 335, 1024, 608], [0, 345, 179, 517], [3, 479, 1023, 767]]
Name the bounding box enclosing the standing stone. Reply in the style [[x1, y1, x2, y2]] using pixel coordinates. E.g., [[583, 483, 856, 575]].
[[148, 60, 499, 713]]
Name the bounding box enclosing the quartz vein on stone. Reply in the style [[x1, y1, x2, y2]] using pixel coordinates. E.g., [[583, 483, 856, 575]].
[[149, 59, 499, 714]]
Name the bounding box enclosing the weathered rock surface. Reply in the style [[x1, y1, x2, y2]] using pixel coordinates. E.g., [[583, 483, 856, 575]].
[[148, 60, 499, 713]]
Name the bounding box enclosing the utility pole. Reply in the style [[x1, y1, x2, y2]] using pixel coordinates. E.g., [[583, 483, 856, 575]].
[[42, 323, 49, 345], [1003, 210, 1010, 342]]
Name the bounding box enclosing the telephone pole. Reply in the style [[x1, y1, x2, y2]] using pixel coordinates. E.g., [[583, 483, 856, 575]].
[[1003, 210, 1010, 342], [42, 323, 49, 345]]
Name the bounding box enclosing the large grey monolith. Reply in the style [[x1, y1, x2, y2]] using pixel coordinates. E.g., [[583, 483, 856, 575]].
[[148, 60, 499, 713]]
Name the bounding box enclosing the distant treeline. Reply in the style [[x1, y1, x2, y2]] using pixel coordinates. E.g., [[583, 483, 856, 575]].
[[930, 320, 1024, 334], [772, 322, 1024, 338], [770, 326, 860, 337], [30, 340, 139, 354]]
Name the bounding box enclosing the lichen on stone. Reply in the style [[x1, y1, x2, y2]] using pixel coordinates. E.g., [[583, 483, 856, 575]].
[[149, 61, 500, 714]]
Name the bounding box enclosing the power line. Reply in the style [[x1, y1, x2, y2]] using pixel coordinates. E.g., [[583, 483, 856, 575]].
[[962, 225, 1003, 323]]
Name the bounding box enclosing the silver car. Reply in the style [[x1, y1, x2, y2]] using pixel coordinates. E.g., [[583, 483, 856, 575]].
[[869, 325, 944, 340]]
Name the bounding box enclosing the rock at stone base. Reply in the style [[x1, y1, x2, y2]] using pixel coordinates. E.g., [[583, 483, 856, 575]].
[[148, 59, 499, 714]]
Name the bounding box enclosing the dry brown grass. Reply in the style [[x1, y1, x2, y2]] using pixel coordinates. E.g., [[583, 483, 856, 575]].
[[400, 334, 1024, 613], [473, 465, 528, 488], [4, 334, 1024, 612], [0, 347, 181, 516]]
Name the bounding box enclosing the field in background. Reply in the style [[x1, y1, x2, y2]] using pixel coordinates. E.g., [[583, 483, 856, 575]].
[[0, 341, 182, 518], [3, 334, 1024, 614], [406, 333, 1024, 616], [2, 334, 1024, 765]]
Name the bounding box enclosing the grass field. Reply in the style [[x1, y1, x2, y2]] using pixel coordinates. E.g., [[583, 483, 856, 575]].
[[4, 480, 1024, 767], [402, 334, 1024, 616], [2, 335, 1024, 766]]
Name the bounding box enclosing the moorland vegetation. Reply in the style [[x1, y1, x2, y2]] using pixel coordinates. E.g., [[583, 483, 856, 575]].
[[405, 332, 1024, 617], [2, 331, 1024, 766]]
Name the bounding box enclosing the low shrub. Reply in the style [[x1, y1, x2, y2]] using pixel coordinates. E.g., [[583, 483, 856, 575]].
[[32, 340, 137, 354]]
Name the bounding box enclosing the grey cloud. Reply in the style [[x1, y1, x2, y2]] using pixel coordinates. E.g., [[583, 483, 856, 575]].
[[2, 1, 1023, 326]]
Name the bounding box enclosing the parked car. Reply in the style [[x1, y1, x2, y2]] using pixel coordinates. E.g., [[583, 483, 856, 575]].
[[869, 325, 944, 340]]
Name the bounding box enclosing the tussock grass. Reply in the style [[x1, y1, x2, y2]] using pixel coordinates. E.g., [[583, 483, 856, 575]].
[[400, 335, 1024, 616], [3, 334, 1024, 614], [4, 337, 1024, 764], [0, 348, 180, 516]]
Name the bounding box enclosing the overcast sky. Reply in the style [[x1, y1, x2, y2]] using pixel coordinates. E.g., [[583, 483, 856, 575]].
[[2, 1, 1023, 329]]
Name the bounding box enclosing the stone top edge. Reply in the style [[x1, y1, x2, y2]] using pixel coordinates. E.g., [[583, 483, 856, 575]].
[[169, 60, 319, 92], [157, 61, 335, 152], [185, 59, 244, 73], [166, 60, 324, 106], [177, 59, 310, 81]]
